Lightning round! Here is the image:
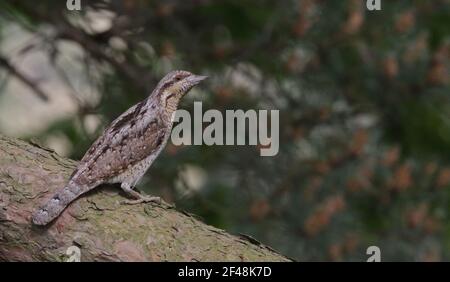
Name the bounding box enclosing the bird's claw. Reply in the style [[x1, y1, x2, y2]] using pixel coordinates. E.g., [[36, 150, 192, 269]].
[[121, 195, 161, 205]]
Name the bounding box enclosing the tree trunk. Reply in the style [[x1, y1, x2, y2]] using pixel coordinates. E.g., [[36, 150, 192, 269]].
[[0, 135, 290, 262]]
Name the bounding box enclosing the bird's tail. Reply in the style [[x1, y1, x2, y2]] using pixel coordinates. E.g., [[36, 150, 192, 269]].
[[32, 181, 88, 225]]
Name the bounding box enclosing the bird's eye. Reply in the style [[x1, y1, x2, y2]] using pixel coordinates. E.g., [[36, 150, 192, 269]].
[[175, 76, 181, 81]]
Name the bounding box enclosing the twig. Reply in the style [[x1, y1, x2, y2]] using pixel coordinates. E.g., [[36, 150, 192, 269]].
[[11, 0, 154, 93], [0, 55, 49, 102]]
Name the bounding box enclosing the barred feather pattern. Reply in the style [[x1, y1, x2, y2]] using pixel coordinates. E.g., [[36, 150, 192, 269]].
[[32, 70, 207, 225]]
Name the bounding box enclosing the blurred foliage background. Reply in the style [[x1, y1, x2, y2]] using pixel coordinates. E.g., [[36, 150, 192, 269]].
[[0, 0, 449, 261]]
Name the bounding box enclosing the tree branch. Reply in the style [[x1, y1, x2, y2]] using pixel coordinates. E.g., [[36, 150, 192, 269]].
[[0, 135, 290, 262], [0, 56, 49, 102]]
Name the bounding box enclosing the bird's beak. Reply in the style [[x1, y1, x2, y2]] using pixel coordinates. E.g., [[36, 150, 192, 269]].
[[189, 75, 208, 85]]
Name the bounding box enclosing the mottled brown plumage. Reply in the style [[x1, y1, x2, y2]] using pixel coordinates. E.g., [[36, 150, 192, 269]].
[[32, 70, 207, 225]]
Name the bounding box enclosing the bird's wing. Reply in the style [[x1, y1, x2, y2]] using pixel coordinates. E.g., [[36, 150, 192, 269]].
[[71, 100, 166, 185]]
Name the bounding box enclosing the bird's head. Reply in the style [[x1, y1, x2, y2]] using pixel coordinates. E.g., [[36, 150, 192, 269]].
[[155, 70, 207, 108]]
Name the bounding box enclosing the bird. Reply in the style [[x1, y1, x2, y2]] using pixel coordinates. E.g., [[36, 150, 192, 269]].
[[31, 70, 207, 225]]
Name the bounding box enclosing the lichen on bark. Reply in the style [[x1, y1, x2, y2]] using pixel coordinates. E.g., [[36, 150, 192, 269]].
[[0, 135, 290, 262]]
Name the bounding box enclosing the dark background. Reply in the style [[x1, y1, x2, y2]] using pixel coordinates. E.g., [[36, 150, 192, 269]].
[[0, 0, 449, 261]]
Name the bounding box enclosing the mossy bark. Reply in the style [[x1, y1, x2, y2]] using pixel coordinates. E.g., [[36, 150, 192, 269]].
[[0, 135, 290, 262]]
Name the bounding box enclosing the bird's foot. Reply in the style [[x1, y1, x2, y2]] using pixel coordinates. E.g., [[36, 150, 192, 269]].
[[122, 195, 161, 205], [121, 187, 161, 205]]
